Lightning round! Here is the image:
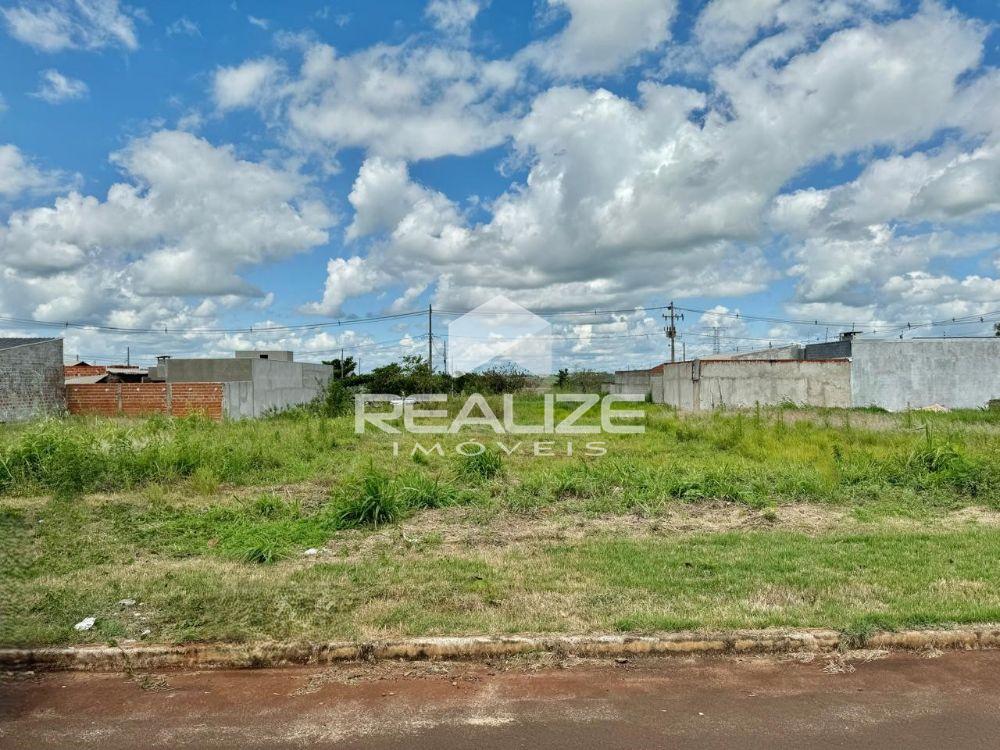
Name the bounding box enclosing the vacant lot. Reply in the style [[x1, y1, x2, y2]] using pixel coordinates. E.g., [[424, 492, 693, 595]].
[[2, 399, 999, 646]]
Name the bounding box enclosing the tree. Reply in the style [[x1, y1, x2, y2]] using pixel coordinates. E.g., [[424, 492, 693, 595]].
[[564, 370, 612, 393], [322, 356, 357, 379], [995, 322, 1000, 337], [364, 356, 451, 395], [556, 368, 569, 388]]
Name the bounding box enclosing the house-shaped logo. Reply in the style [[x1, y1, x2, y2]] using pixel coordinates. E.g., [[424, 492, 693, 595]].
[[447, 296, 552, 375]]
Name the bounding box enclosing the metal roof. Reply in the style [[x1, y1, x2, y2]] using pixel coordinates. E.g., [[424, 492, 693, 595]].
[[0, 337, 57, 351], [65, 374, 108, 384]]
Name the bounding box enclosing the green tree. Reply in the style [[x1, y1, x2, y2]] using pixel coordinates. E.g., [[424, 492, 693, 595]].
[[322, 356, 357, 379], [556, 368, 569, 388]]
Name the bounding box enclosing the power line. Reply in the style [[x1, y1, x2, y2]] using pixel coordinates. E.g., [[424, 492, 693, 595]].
[[6, 297, 1000, 340], [0, 309, 426, 336]]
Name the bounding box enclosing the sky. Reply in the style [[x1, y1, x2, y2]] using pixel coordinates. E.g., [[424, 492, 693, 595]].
[[1, 0, 999, 372]]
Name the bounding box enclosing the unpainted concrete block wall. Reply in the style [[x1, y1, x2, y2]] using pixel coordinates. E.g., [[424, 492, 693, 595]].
[[609, 371, 654, 397], [697, 360, 851, 409], [851, 339, 1000, 411], [0, 339, 66, 422], [659, 362, 697, 408], [656, 359, 851, 410]]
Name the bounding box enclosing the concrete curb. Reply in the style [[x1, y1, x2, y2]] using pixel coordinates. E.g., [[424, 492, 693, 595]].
[[3, 628, 999, 672]]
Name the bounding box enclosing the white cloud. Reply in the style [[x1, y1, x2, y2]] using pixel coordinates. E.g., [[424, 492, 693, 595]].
[[303, 4, 995, 328], [771, 140, 1000, 236], [519, 0, 678, 77], [31, 69, 89, 104], [247, 15, 269, 30], [1, 0, 139, 52], [692, 0, 898, 62], [346, 157, 459, 240], [166, 17, 199, 37], [212, 58, 283, 111], [0, 130, 334, 297], [786, 226, 997, 306], [0, 144, 70, 198], [281, 43, 517, 160], [425, 0, 485, 41], [301, 256, 391, 316]]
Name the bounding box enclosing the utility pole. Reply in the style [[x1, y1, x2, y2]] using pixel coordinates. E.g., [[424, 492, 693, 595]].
[[340, 347, 344, 379], [443, 338, 448, 375], [428, 304, 433, 374], [126, 346, 130, 366], [663, 302, 684, 363], [712, 327, 721, 355]]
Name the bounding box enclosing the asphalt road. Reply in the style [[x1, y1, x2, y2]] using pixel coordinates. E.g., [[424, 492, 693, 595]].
[[3, 650, 1000, 748]]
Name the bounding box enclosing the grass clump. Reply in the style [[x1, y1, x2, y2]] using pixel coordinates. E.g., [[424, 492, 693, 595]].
[[189, 466, 220, 495], [457, 448, 504, 481], [237, 534, 288, 564], [400, 472, 464, 509], [332, 470, 407, 529]]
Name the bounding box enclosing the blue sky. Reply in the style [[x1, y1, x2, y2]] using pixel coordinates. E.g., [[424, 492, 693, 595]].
[[1, 0, 999, 371]]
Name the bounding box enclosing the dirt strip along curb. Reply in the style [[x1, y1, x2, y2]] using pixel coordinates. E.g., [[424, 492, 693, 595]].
[[3, 628, 1000, 672]]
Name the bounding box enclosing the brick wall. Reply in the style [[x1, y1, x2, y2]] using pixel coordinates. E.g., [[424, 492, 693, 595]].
[[64, 364, 108, 378], [67, 382, 224, 420], [0, 339, 66, 422], [170, 383, 224, 419]]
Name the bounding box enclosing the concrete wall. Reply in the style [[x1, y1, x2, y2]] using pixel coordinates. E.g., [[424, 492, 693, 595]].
[[657, 358, 851, 410], [155, 357, 334, 418], [235, 350, 293, 361], [609, 370, 655, 397], [697, 359, 851, 409], [851, 338, 1000, 411], [222, 381, 255, 420], [701, 345, 803, 361], [161, 358, 253, 383], [0, 339, 66, 422], [659, 362, 697, 408], [246, 359, 333, 417]]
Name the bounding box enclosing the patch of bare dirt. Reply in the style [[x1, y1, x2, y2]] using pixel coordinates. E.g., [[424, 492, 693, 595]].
[[315, 503, 854, 562]]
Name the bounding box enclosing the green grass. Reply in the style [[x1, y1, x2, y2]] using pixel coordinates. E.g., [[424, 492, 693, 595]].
[[1, 398, 999, 646], [3, 522, 1000, 646]]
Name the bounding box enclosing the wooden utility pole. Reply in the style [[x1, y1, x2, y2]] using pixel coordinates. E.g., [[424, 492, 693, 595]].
[[428, 304, 433, 373], [663, 302, 683, 363]]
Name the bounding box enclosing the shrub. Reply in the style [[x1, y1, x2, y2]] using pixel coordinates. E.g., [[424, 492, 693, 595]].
[[316, 378, 352, 418], [454, 365, 530, 395]]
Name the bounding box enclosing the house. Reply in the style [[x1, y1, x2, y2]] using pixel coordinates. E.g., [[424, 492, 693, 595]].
[[64, 363, 148, 385], [147, 350, 334, 418], [66, 350, 334, 420], [0, 338, 66, 421]]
